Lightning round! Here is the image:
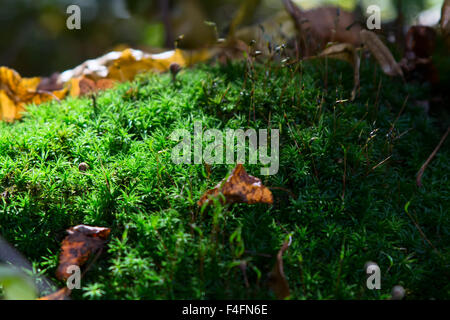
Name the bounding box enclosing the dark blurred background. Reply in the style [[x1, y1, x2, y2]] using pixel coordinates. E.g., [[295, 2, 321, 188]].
[[0, 0, 444, 76]]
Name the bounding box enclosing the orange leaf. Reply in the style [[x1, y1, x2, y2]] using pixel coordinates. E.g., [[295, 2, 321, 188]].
[[198, 164, 273, 207], [56, 225, 111, 281]]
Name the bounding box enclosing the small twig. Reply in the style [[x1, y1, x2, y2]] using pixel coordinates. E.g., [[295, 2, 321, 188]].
[[370, 155, 392, 172], [416, 126, 450, 187]]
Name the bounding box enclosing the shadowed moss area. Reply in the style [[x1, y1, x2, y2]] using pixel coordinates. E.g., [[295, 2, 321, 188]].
[[0, 59, 449, 299]]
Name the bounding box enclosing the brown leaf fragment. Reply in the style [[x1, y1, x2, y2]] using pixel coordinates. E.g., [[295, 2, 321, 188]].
[[68, 76, 116, 97], [197, 164, 273, 207], [56, 225, 111, 281], [360, 30, 404, 77], [283, 0, 361, 56], [268, 241, 290, 299], [319, 43, 360, 100], [38, 287, 71, 300], [37, 73, 63, 92]]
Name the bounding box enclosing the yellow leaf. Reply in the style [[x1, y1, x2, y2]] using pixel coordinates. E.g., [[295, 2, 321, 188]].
[[59, 48, 213, 87], [107, 48, 211, 81], [0, 90, 18, 122], [0, 66, 68, 121]]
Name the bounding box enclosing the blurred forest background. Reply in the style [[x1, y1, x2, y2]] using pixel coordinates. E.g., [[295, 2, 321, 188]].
[[0, 0, 445, 76]]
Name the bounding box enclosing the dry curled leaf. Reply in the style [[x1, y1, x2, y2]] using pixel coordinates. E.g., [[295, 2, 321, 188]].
[[319, 43, 360, 100], [283, 0, 361, 56], [197, 164, 273, 207], [268, 241, 290, 299], [56, 225, 111, 281], [360, 30, 404, 78], [38, 287, 71, 300]]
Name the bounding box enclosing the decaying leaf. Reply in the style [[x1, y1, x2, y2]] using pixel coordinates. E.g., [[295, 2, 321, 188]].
[[268, 241, 290, 299], [38, 287, 71, 300], [56, 225, 111, 281], [319, 43, 360, 100], [360, 30, 404, 78], [197, 164, 273, 207], [0, 67, 67, 121], [283, 0, 361, 56], [58, 48, 213, 84], [37, 73, 63, 92], [441, 0, 450, 49]]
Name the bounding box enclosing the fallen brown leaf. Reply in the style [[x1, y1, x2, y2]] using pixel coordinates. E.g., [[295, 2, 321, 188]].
[[56, 225, 111, 281], [283, 0, 361, 56], [360, 30, 404, 77], [197, 164, 273, 207]]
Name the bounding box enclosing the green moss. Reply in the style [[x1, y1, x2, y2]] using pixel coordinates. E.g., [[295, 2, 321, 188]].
[[0, 59, 448, 299]]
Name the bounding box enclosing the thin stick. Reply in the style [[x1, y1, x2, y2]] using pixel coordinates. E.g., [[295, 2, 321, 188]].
[[416, 126, 450, 187], [370, 155, 392, 171]]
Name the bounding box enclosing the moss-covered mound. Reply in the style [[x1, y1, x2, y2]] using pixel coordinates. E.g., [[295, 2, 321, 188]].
[[0, 60, 448, 299]]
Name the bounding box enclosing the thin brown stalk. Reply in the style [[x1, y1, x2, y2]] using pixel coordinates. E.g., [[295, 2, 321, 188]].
[[416, 126, 450, 187]]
